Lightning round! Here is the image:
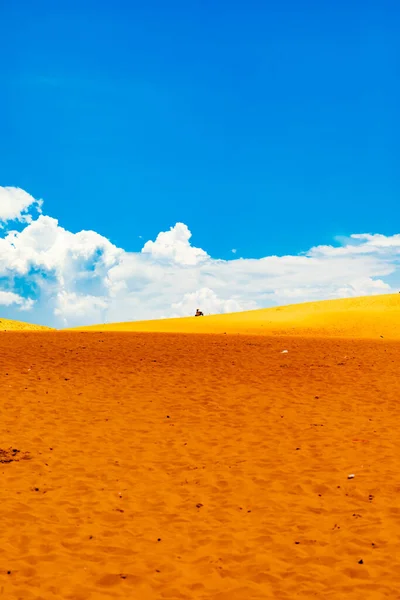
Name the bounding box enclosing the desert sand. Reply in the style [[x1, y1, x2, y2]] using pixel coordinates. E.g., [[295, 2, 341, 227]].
[[0, 318, 52, 332], [1, 294, 400, 599], [73, 293, 400, 340]]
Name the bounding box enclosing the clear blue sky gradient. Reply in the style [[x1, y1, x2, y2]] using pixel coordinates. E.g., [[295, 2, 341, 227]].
[[2, 0, 399, 259]]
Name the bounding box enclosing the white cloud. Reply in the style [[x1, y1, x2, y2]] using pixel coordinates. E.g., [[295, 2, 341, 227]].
[[0, 186, 42, 224], [0, 213, 122, 280], [141, 222, 209, 265], [0, 186, 400, 327], [0, 290, 34, 311], [231, 248, 237, 254], [54, 291, 109, 327], [170, 287, 258, 317]]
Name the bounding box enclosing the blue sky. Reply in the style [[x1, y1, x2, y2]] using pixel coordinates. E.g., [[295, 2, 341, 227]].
[[3, 0, 399, 259], [1, 1, 399, 326]]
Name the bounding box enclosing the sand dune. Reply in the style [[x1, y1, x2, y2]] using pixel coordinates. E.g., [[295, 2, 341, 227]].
[[2, 293, 400, 598], [1, 331, 400, 599], [0, 318, 53, 331], [73, 293, 400, 339]]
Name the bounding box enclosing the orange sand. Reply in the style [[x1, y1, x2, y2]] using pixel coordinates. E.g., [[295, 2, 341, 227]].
[[1, 330, 400, 599], [72, 293, 400, 340]]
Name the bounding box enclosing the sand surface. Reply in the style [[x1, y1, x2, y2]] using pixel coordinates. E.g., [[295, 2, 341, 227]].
[[1, 331, 400, 599], [0, 319, 52, 331], [73, 293, 400, 339]]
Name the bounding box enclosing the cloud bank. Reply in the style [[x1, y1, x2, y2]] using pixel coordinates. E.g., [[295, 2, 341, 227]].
[[0, 186, 399, 327]]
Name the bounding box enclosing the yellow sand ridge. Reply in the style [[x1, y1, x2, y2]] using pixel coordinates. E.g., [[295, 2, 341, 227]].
[[72, 293, 400, 339], [0, 318, 53, 331]]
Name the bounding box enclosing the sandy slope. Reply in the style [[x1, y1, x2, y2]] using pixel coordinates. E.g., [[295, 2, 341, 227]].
[[0, 318, 53, 331], [1, 331, 400, 599], [72, 293, 400, 339], [1, 294, 400, 598]]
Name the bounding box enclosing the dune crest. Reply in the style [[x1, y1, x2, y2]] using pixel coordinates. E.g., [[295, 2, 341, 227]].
[[72, 293, 400, 339], [0, 318, 53, 331]]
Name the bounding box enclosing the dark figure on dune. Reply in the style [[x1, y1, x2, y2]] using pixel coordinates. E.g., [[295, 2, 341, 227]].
[[195, 309, 204, 317]]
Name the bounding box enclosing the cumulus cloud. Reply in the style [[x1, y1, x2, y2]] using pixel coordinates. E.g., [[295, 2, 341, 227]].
[[0, 290, 34, 310], [0, 185, 399, 327], [54, 291, 109, 327], [0, 187, 42, 224], [170, 287, 258, 318], [141, 222, 209, 265]]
